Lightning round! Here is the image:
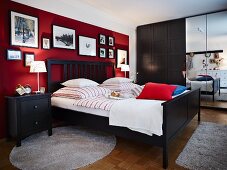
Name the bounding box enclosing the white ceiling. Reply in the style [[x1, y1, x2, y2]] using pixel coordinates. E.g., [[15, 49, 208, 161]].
[[80, 0, 227, 27]]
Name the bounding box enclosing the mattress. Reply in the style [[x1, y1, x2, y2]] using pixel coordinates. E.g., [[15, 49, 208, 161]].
[[51, 97, 110, 117], [190, 80, 213, 92]]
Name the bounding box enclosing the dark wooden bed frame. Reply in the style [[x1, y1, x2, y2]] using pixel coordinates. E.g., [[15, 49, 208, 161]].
[[47, 59, 201, 169]]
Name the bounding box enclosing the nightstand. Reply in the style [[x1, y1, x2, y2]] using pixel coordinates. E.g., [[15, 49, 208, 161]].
[[6, 93, 52, 147]]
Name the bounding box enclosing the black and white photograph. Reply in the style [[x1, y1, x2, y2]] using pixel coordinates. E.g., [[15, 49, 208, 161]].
[[42, 38, 50, 49], [99, 34, 106, 45], [117, 49, 127, 68], [24, 53, 35, 66], [108, 49, 114, 59], [108, 36, 115, 46], [7, 49, 22, 60], [79, 36, 96, 56], [99, 48, 106, 58], [53, 25, 76, 50], [10, 11, 38, 48]]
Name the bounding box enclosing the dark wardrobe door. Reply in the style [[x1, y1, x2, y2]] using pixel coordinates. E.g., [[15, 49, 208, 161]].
[[136, 24, 153, 85], [167, 19, 186, 85], [152, 22, 168, 83], [136, 19, 186, 86]]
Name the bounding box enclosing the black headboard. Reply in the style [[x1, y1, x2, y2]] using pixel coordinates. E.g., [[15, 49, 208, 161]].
[[47, 59, 115, 93]]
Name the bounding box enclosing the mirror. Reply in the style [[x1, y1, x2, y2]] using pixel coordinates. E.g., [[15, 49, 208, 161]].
[[186, 11, 227, 109]]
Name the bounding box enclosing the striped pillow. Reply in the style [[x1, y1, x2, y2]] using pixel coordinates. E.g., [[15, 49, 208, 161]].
[[99, 82, 139, 92], [131, 85, 144, 97], [52, 86, 111, 99]]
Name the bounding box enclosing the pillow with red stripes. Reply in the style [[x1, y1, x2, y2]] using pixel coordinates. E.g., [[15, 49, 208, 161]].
[[136, 83, 177, 101], [61, 78, 99, 88], [52, 86, 111, 99]]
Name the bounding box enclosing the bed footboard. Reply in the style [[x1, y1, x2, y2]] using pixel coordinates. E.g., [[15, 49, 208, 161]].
[[161, 88, 200, 168]]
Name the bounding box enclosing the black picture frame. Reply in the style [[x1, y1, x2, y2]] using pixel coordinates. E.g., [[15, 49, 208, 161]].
[[7, 49, 22, 60], [78, 35, 96, 56], [108, 36, 115, 46], [99, 48, 106, 58], [10, 11, 39, 48], [52, 25, 76, 50], [99, 34, 106, 45], [42, 38, 50, 50], [24, 53, 35, 66], [108, 49, 114, 59]]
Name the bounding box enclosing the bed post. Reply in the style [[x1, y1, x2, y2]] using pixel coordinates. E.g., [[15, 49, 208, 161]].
[[162, 105, 168, 169]]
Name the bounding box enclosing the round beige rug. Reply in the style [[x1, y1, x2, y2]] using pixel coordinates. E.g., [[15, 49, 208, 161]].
[[10, 126, 116, 170]]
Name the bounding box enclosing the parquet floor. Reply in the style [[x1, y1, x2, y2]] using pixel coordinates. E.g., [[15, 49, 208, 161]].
[[0, 108, 226, 170]]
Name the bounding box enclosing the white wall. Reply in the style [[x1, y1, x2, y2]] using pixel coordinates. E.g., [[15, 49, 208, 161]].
[[12, 0, 137, 80]]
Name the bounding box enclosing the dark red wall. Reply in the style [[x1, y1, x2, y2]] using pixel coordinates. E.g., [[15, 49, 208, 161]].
[[0, 0, 129, 138]]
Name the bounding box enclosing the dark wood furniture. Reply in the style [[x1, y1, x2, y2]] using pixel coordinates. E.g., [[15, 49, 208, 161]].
[[47, 59, 200, 169], [191, 78, 220, 101], [6, 93, 52, 147], [136, 19, 186, 86]]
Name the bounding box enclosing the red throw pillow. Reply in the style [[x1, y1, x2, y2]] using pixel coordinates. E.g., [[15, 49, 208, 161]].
[[136, 83, 177, 101]]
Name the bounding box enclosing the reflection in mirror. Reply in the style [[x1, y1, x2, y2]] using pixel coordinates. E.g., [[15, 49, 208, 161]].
[[206, 11, 227, 108], [186, 11, 227, 109]]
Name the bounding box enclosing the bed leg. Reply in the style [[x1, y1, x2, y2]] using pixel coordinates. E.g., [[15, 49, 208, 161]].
[[198, 109, 201, 122], [163, 144, 168, 169]]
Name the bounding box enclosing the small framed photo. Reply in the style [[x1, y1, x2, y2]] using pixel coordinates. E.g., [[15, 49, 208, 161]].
[[99, 48, 106, 58], [24, 53, 35, 66], [40, 87, 45, 94], [7, 49, 22, 60], [42, 38, 50, 49], [108, 36, 115, 46], [117, 49, 127, 68], [108, 49, 114, 59], [53, 25, 76, 50], [99, 34, 106, 45]]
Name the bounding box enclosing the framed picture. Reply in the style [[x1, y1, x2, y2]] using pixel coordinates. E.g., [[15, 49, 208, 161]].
[[99, 34, 106, 45], [24, 53, 35, 66], [108, 36, 115, 46], [52, 25, 76, 50], [7, 49, 22, 60], [99, 48, 106, 58], [108, 49, 114, 59], [117, 49, 127, 68], [10, 11, 39, 48], [79, 36, 96, 56], [42, 38, 50, 49]]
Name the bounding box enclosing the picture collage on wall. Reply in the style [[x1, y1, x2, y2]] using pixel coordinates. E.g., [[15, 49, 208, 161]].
[[8, 10, 119, 65], [98, 34, 115, 59]]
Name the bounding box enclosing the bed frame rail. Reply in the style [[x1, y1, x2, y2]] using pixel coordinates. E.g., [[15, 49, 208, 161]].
[[162, 88, 200, 168]]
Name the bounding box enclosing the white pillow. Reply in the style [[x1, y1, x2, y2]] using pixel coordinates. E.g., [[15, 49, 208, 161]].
[[102, 77, 133, 84], [61, 78, 99, 88]]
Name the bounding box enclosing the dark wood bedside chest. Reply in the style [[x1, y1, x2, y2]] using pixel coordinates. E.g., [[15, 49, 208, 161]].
[[6, 93, 52, 147]]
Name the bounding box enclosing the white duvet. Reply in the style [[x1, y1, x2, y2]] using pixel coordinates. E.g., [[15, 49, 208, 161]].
[[109, 98, 164, 136]]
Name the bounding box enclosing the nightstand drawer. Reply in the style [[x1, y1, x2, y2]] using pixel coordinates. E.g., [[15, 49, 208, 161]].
[[20, 98, 49, 116]]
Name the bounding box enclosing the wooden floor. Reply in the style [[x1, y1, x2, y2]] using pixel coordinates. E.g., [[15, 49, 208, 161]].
[[0, 108, 226, 170]]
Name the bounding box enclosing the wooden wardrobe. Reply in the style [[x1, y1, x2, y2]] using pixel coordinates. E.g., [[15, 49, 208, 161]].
[[136, 18, 186, 85]]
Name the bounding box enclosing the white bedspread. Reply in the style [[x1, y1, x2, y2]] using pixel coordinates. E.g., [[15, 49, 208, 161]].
[[109, 98, 164, 136]]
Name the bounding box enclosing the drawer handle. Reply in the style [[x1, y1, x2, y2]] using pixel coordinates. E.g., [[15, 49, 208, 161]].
[[34, 105, 38, 109], [35, 121, 38, 125]]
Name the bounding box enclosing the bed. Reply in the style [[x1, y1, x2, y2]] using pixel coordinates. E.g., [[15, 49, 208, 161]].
[[47, 59, 200, 169], [189, 78, 220, 101]]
